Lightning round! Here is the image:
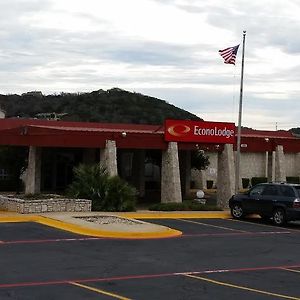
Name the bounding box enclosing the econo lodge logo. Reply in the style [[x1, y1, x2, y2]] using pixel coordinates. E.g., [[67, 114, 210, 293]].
[[165, 119, 236, 144], [167, 124, 191, 137]]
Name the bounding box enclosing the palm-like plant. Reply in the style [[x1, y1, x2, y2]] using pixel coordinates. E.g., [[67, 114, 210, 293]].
[[67, 163, 136, 211]]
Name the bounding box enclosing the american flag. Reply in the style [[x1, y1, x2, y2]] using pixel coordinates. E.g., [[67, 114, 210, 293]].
[[219, 45, 240, 65]]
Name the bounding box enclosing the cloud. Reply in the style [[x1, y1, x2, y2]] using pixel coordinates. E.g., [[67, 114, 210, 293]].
[[1, 0, 300, 130]]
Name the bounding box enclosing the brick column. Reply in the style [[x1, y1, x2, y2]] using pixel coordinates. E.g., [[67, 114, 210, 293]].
[[217, 144, 235, 209], [275, 145, 286, 182], [100, 140, 118, 176], [161, 142, 182, 203], [25, 146, 41, 194]]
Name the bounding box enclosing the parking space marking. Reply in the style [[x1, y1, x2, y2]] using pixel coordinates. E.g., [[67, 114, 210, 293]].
[[70, 282, 132, 300], [183, 274, 300, 300], [177, 218, 249, 232], [227, 218, 279, 229], [182, 231, 291, 238], [2, 263, 300, 290], [0, 237, 103, 245]]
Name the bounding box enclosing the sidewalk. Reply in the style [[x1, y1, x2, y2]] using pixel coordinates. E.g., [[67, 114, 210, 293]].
[[0, 210, 231, 239]]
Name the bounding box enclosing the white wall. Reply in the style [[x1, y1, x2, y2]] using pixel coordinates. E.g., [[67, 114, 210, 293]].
[[190, 150, 300, 189], [285, 153, 298, 177], [239, 152, 266, 179]]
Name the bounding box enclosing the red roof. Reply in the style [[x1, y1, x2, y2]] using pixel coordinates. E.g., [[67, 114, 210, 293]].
[[241, 128, 295, 139], [0, 118, 300, 152], [0, 118, 164, 133], [0, 118, 167, 149]]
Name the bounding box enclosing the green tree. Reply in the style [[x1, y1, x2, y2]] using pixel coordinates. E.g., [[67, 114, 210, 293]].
[[191, 150, 210, 171]]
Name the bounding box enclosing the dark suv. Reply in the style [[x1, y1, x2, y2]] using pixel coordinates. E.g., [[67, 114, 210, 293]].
[[229, 182, 300, 225]]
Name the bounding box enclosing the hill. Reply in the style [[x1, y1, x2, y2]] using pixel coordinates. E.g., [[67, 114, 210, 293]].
[[0, 88, 201, 124]]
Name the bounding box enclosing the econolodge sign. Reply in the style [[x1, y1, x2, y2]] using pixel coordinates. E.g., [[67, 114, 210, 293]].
[[165, 119, 236, 144]]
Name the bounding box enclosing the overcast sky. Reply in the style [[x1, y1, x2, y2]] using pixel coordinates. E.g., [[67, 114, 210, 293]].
[[1, 0, 300, 130]]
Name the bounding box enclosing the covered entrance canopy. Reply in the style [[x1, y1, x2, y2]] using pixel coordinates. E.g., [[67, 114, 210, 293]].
[[0, 118, 237, 207], [0, 118, 217, 150]]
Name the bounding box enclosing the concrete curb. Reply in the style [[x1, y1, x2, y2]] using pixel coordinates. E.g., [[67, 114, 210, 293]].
[[0, 210, 232, 239], [0, 214, 182, 239]]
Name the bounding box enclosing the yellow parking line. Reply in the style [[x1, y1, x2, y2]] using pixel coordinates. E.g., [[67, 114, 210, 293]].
[[183, 274, 300, 300], [281, 268, 300, 274], [177, 218, 248, 233], [69, 281, 132, 300]]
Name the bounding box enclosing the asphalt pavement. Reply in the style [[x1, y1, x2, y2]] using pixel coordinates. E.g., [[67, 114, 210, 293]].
[[0, 215, 300, 299]]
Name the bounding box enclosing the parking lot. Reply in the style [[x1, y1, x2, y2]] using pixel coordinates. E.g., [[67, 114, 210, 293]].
[[0, 218, 300, 299]]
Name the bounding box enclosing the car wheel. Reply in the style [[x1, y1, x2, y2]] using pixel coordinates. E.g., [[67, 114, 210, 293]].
[[272, 208, 286, 226], [231, 204, 244, 219]]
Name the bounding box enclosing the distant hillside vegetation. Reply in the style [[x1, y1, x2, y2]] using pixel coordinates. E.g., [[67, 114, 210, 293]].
[[0, 88, 201, 124], [290, 128, 300, 136]]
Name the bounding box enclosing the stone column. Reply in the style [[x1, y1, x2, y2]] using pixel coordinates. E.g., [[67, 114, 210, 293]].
[[271, 151, 276, 182], [275, 145, 286, 182], [194, 170, 207, 190], [217, 144, 235, 209], [25, 146, 41, 194], [161, 142, 182, 203], [296, 153, 300, 178], [265, 151, 268, 178], [199, 170, 207, 189], [179, 150, 191, 198], [100, 140, 118, 176]]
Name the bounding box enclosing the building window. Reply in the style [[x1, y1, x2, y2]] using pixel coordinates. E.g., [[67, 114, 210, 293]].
[[0, 169, 9, 180]]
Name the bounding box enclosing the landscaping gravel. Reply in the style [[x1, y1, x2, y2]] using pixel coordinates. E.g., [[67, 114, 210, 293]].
[[76, 216, 141, 225]]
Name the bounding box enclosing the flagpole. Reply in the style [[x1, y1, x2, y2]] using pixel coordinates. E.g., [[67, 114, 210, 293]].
[[235, 30, 246, 193]]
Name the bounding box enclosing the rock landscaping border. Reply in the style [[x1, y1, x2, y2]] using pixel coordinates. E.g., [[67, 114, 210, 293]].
[[0, 194, 91, 214]]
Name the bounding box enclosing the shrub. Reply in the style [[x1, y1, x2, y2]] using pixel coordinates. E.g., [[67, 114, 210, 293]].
[[286, 176, 300, 184], [67, 164, 109, 206], [251, 177, 268, 186], [98, 176, 136, 212], [67, 164, 136, 211], [149, 200, 222, 211], [242, 178, 250, 189]]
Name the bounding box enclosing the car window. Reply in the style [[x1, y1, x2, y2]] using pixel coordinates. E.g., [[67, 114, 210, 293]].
[[249, 185, 265, 196], [261, 185, 278, 196], [279, 186, 295, 197], [292, 186, 300, 197]]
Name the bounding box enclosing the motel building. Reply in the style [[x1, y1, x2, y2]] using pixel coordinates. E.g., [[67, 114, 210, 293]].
[[0, 118, 300, 208]]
